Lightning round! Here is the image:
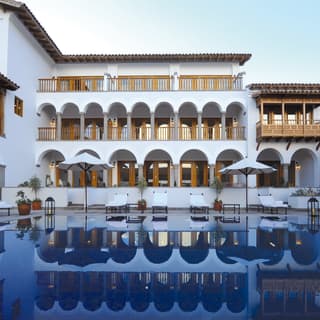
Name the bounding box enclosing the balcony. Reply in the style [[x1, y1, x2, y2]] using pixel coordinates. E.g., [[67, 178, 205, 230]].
[[38, 75, 243, 92], [38, 125, 245, 141], [256, 120, 320, 141]]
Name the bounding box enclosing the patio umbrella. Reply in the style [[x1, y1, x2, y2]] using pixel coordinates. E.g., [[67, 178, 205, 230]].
[[59, 152, 112, 212], [219, 158, 276, 212]]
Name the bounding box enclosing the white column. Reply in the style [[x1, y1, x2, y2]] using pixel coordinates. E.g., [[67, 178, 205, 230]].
[[282, 163, 289, 186], [80, 112, 85, 140], [138, 164, 144, 180], [150, 112, 155, 140], [174, 164, 179, 187], [221, 112, 226, 140], [209, 164, 215, 185], [127, 112, 131, 140], [103, 112, 108, 141], [56, 112, 62, 140], [174, 112, 179, 140]]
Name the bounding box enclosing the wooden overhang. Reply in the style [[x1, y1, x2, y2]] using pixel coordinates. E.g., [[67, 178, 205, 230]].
[[0, 72, 19, 90], [248, 83, 320, 101], [248, 84, 320, 150], [0, 1, 251, 65]]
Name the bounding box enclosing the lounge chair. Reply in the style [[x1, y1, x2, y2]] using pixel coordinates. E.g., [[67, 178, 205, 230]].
[[151, 191, 168, 213], [0, 201, 13, 216], [152, 215, 168, 230], [258, 195, 288, 214], [105, 193, 128, 213], [190, 193, 209, 214]]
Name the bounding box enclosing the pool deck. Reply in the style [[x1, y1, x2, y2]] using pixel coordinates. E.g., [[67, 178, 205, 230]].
[[0, 205, 310, 224]]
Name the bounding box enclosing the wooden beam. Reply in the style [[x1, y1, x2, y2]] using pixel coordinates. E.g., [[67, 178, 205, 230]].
[[286, 140, 292, 150], [256, 141, 261, 151]]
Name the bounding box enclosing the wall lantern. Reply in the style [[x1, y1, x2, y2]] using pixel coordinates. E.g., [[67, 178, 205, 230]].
[[307, 197, 319, 217], [308, 197, 320, 234], [295, 162, 301, 171], [45, 197, 55, 215]]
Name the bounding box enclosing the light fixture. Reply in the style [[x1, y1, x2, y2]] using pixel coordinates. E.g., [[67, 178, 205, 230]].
[[49, 118, 56, 127], [295, 162, 301, 171], [49, 160, 56, 169], [295, 239, 302, 245]]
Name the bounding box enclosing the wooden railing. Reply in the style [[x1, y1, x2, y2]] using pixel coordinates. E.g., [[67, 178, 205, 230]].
[[179, 75, 242, 91], [38, 127, 56, 140], [38, 75, 243, 92], [256, 120, 320, 140], [38, 125, 245, 141], [61, 127, 80, 140]]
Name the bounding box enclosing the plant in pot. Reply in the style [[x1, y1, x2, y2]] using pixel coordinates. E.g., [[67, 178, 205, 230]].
[[16, 190, 32, 215], [137, 178, 147, 211], [29, 175, 42, 210], [210, 176, 223, 212]]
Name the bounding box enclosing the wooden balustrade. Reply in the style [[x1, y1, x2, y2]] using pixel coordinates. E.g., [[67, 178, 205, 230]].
[[155, 126, 175, 140], [37, 125, 246, 141], [179, 75, 242, 91], [225, 126, 246, 140], [38, 75, 243, 92], [84, 126, 104, 140], [61, 127, 80, 140], [131, 127, 152, 140], [38, 127, 56, 140], [257, 120, 320, 140]]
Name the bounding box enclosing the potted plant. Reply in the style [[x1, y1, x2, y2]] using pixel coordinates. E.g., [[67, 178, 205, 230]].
[[211, 176, 223, 211], [29, 175, 42, 210], [16, 190, 32, 215], [137, 178, 147, 211]]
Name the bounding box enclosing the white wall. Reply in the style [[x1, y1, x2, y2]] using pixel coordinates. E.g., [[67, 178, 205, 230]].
[[0, 12, 54, 186]]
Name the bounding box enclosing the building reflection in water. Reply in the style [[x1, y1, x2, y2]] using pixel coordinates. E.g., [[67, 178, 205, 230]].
[[0, 214, 319, 319]]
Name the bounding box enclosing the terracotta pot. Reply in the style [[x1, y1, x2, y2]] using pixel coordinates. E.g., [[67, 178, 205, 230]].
[[214, 201, 223, 212], [32, 200, 42, 210], [18, 203, 31, 215], [138, 201, 147, 211]]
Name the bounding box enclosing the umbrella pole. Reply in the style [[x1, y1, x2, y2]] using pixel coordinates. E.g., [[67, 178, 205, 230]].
[[84, 169, 87, 213], [246, 173, 248, 212]]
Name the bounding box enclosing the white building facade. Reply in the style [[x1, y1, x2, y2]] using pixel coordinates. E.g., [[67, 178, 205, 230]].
[[1, 0, 320, 207]]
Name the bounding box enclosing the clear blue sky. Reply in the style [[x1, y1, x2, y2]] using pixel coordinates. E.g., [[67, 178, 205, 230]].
[[24, 0, 320, 85]]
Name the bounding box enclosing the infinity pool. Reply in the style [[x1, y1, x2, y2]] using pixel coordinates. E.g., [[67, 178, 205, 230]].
[[0, 213, 319, 319]]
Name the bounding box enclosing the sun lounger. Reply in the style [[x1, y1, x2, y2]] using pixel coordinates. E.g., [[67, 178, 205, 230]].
[[190, 193, 209, 213], [258, 195, 288, 214], [151, 191, 168, 213], [152, 215, 168, 230], [0, 201, 13, 216], [105, 193, 128, 213]]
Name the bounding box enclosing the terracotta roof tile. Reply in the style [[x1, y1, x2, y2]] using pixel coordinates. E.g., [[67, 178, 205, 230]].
[[248, 83, 320, 95], [0, 72, 19, 90]]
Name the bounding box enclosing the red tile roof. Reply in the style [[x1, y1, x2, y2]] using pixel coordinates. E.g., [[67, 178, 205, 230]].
[[0, 72, 19, 90], [248, 83, 320, 95]]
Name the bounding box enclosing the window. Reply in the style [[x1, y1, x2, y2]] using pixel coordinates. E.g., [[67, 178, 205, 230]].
[[14, 96, 23, 117]]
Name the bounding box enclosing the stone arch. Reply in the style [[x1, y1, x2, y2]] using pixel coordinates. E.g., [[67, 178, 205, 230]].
[[180, 149, 209, 187], [257, 148, 284, 187], [110, 149, 137, 187], [290, 148, 317, 187]]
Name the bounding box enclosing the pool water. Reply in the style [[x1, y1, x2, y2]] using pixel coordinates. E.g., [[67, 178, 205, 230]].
[[0, 213, 319, 319]]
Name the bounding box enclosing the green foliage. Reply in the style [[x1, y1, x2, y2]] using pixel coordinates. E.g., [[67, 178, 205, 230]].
[[137, 178, 147, 200], [291, 188, 320, 197], [210, 176, 223, 200], [16, 190, 31, 205], [29, 175, 41, 200]]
